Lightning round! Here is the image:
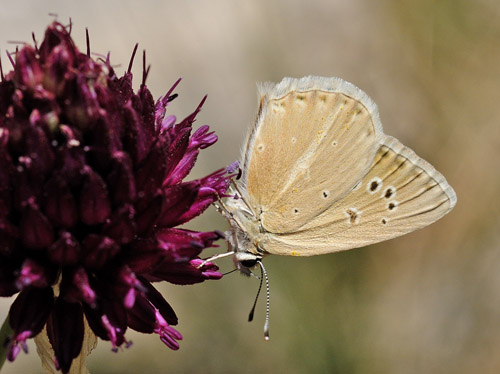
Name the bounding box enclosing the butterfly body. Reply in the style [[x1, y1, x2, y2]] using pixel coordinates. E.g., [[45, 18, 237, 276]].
[[224, 76, 456, 272]]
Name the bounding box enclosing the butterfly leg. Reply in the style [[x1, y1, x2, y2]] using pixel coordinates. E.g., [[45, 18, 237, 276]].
[[213, 197, 232, 221], [197, 251, 235, 269], [213, 192, 249, 233], [230, 179, 256, 216]]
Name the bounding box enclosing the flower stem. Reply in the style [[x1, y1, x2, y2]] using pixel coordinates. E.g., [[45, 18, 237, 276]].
[[0, 315, 13, 371]]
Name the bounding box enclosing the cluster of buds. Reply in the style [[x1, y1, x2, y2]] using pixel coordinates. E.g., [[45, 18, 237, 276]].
[[0, 22, 230, 373]]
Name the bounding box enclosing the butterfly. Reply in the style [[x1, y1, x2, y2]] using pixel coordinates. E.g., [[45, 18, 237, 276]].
[[211, 76, 457, 339]]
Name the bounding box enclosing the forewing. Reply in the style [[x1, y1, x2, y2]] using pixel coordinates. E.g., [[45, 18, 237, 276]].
[[259, 136, 457, 255], [242, 76, 383, 233]]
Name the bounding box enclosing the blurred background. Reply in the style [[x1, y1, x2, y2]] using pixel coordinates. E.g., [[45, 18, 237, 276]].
[[1, 0, 499, 373]]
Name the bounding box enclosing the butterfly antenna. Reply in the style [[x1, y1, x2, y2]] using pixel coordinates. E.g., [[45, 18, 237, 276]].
[[248, 265, 263, 322], [260, 261, 271, 340], [248, 261, 270, 340]]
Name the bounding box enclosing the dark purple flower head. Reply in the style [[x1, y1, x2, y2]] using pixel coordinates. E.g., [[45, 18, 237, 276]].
[[0, 22, 230, 373]]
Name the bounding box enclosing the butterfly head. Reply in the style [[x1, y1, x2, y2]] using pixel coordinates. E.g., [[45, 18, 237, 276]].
[[230, 239, 271, 341], [233, 249, 262, 276], [225, 225, 263, 276]]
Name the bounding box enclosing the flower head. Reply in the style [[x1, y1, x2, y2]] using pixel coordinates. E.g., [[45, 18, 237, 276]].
[[0, 22, 230, 373]]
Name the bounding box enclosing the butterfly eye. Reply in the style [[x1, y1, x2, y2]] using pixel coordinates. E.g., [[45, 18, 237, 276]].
[[240, 259, 258, 268]]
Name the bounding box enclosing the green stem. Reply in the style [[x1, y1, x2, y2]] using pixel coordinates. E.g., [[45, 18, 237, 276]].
[[0, 315, 13, 372]]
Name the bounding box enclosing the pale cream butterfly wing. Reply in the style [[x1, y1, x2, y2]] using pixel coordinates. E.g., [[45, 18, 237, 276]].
[[241, 77, 383, 233], [258, 135, 457, 254], [236, 76, 456, 256]]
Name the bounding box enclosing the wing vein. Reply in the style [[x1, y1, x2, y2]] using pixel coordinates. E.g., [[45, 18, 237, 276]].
[[396, 199, 449, 219], [398, 183, 441, 205]]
